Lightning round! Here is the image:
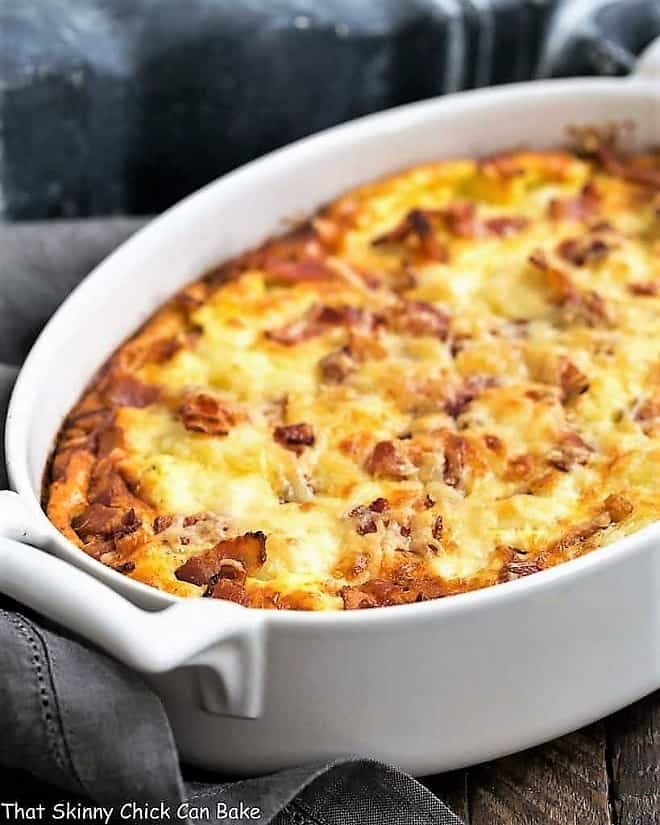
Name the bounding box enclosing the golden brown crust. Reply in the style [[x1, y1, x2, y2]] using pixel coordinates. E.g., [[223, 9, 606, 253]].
[[44, 137, 660, 609]]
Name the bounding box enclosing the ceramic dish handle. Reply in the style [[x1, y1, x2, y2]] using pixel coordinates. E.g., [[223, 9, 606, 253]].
[[635, 34, 660, 79], [0, 494, 266, 719]]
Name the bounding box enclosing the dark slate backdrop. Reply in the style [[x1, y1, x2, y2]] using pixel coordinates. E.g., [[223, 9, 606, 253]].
[[2, 0, 659, 221], [2, 0, 555, 220]]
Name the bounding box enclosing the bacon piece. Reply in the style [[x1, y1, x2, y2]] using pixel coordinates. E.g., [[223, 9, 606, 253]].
[[407, 210, 447, 260], [604, 493, 634, 523], [205, 557, 247, 586], [175, 531, 267, 586], [634, 393, 660, 433], [548, 510, 613, 558], [57, 408, 115, 456], [334, 547, 373, 581], [448, 334, 467, 358], [349, 508, 378, 535], [340, 583, 375, 609], [205, 578, 249, 605], [443, 433, 467, 487], [628, 281, 659, 296], [525, 388, 553, 403], [145, 337, 183, 364], [406, 577, 449, 601], [545, 267, 615, 326], [484, 216, 529, 237], [71, 504, 140, 542], [529, 249, 549, 270], [339, 306, 381, 331], [311, 216, 343, 248], [263, 259, 336, 285], [558, 358, 590, 404], [445, 374, 497, 417], [341, 576, 447, 609], [372, 209, 448, 262], [318, 347, 355, 383], [570, 128, 660, 188], [565, 289, 614, 326], [66, 407, 114, 433], [369, 497, 389, 513], [484, 434, 502, 452], [112, 560, 136, 574], [618, 162, 660, 188], [544, 265, 578, 303], [266, 303, 376, 346], [182, 514, 203, 527], [568, 289, 614, 326], [88, 468, 132, 507], [364, 441, 415, 480], [103, 375, 160, 408], [97, 425, 124, 458], [303, 304, 348, 325], [441, 202, 481, 238], [245, 222, 326, 275], [556, 236, 611, 267], [548, 182, 601, 221], [439, 202, 528, 239], [273, 422, 315, 454], [83, 538, 117, 561], [180, 392, 239, 436], [55, 432, 97, 454], [547, 432, 593, 472], [176, 281, 209, 313], [348, 497, 390, 536], [373, 211, 422, 244], [636, 396, 660, 421], [592, 141, 660, 189], [389, 300, 450, 340], [216, 532, 267, 572], [500, 559, 542, 582], [546, 495, 632, 559], [153, 514, 174, 534], [341, 580, 395, 609]]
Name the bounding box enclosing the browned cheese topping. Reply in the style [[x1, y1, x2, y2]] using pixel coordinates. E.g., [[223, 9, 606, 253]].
[[45, 136, 660, 609]]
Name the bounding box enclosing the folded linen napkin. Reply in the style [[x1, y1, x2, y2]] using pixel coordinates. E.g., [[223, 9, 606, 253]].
[[0, 220, 462, 824]]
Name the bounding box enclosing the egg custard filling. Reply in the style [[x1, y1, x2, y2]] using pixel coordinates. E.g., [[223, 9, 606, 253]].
[[45, 140, 660, 609]]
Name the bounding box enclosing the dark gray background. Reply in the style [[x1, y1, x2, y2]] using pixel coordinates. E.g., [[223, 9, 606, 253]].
[[9, 0, 655, 221]]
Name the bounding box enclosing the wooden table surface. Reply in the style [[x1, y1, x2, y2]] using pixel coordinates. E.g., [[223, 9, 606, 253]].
[[423, 689, 660, 824]]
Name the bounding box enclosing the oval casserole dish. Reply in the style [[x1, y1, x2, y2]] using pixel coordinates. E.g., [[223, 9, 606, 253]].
[[2, 54, 660, 774]]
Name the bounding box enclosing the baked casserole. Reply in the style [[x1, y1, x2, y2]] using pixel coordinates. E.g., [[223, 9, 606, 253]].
[[45, 137, 660, 610]]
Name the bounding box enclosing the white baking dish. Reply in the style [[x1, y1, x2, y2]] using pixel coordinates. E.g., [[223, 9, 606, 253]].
[[1, 42, 659, 776]]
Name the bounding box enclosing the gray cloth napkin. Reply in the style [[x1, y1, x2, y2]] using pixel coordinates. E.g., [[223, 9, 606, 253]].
[[0, 220, 462, 824]]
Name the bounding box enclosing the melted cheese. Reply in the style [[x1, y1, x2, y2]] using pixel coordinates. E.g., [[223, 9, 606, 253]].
[[46, 149, 660, 609]]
